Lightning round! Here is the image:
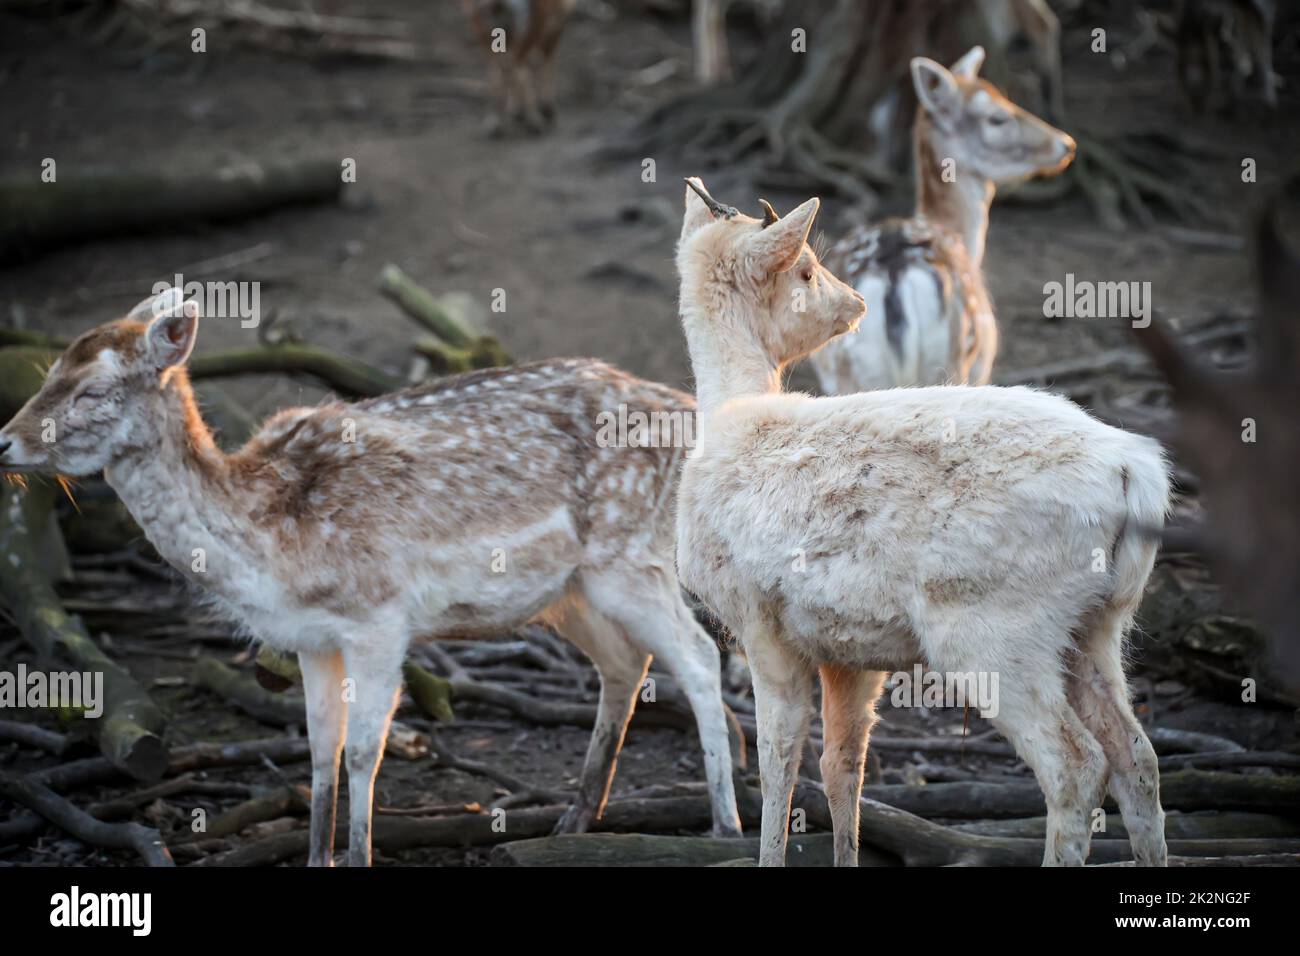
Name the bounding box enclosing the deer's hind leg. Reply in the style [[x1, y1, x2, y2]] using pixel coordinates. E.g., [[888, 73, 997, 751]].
[[548, 596, 649, 834], [926, 613, 1108, 866], [1066, 606, 1167, 866], [582, 568, 743, 838]]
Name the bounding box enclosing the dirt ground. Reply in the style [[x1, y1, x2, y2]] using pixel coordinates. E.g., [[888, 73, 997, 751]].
[[0, 2, 1297, 866]]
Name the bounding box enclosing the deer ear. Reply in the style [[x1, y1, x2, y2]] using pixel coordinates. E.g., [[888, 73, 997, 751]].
[[749, 196, 819, 275], [144, 294, 201, 370], [949, 45, 985, 80], [128, 287, 186, 323], [681, 177, 716, 241], [911, 57, 963, 125]]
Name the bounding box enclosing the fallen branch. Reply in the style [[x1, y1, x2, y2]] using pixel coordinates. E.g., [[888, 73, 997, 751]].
[[858, 770, 1300, 820], [0, 719, 68, 755], [0, 155, 344, 264], [378, 265, 511, 374], [951, 810, 1300, 841], [489, 832, 844, 867], [172, 785, 305, 844], [193, 656, 303, 727], [0, 772, 173, 865], [190, 343, 400, 399], [2, 331, 400, 400]]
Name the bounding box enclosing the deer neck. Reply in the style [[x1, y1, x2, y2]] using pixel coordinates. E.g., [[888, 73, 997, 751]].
[[914, 117, 995, 266], [680, 295, 782, 419], [103, 372, 250, 600]]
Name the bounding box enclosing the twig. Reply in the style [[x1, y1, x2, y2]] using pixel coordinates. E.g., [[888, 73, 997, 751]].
[[0, 720, 68, 755]]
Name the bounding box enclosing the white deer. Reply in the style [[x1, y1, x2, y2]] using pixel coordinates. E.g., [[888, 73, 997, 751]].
[[809, 47, 1075, 394], [675, 178, 1169, 867], [0, 289, 743, 865]]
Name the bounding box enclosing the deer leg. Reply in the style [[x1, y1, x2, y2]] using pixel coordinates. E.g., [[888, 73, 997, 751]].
[[818, 664, 886, 866], [637, 594, 743, 837], [535, 30, 564, 123], [484, 56, 509, 136], [551, 599, 649, 834], [1067, 608, 1167, 866], [744, 623, 815, 866], [511, 58, 545, 133], [299, 648, 346, 867], [340, 641, 404, 867], [988, 674, 1108, 866], [583, 572, 744, 838]]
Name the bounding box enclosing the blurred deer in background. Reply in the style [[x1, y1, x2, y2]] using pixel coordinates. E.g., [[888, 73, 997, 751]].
[[692, 0, 782, 86], [461, 0, 577, 134], [809, 47, 1075, 395], [0, 289, 743, 865], [676, 178, 1169, 867], [1176, 0, 1277, 112]]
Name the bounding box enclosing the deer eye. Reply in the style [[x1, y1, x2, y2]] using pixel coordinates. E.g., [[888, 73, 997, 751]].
[[799, 266, 815, 283], [987, 113, 1010, 127], [73, 388, 108, 406]]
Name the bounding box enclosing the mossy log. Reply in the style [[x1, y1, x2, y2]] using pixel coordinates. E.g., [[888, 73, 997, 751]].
[[0, 156, 343, 264], [189, 343, 400, 398], [412, 335, 513, 376], [193, 656, 305, 727], [378, 264, 511, 371], [2, 335, 398, 402], [377, 264, 477, 347], [402, 661, 455, 723], [0, 484, 167, 780]]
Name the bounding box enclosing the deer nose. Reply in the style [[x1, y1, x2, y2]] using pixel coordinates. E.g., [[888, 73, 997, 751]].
[[1059, 135, 1077, 162]]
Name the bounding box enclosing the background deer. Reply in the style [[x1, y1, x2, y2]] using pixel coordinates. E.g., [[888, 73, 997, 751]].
[[461, 0, 577, 134], [809, 47, 1075, 395], [0, 289, 742, 865], [676, 178, 1169, 867], [1176, 0, 1277, 112]]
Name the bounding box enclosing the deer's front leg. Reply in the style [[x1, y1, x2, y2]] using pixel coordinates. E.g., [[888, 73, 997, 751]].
[[300, 648, 347, 867], [340, 642, 404, 867], [744, 624, 815, 867]]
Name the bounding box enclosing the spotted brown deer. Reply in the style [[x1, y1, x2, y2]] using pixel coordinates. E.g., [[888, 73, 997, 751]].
[[0, 289, 742, 865], [676, 178, 1168, 867], [460, 0, 577, 134], [809, 47, 1075, 394]]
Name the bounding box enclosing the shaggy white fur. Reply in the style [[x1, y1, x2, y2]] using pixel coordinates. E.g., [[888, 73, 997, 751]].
[[675, 178, 1168, 867]]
